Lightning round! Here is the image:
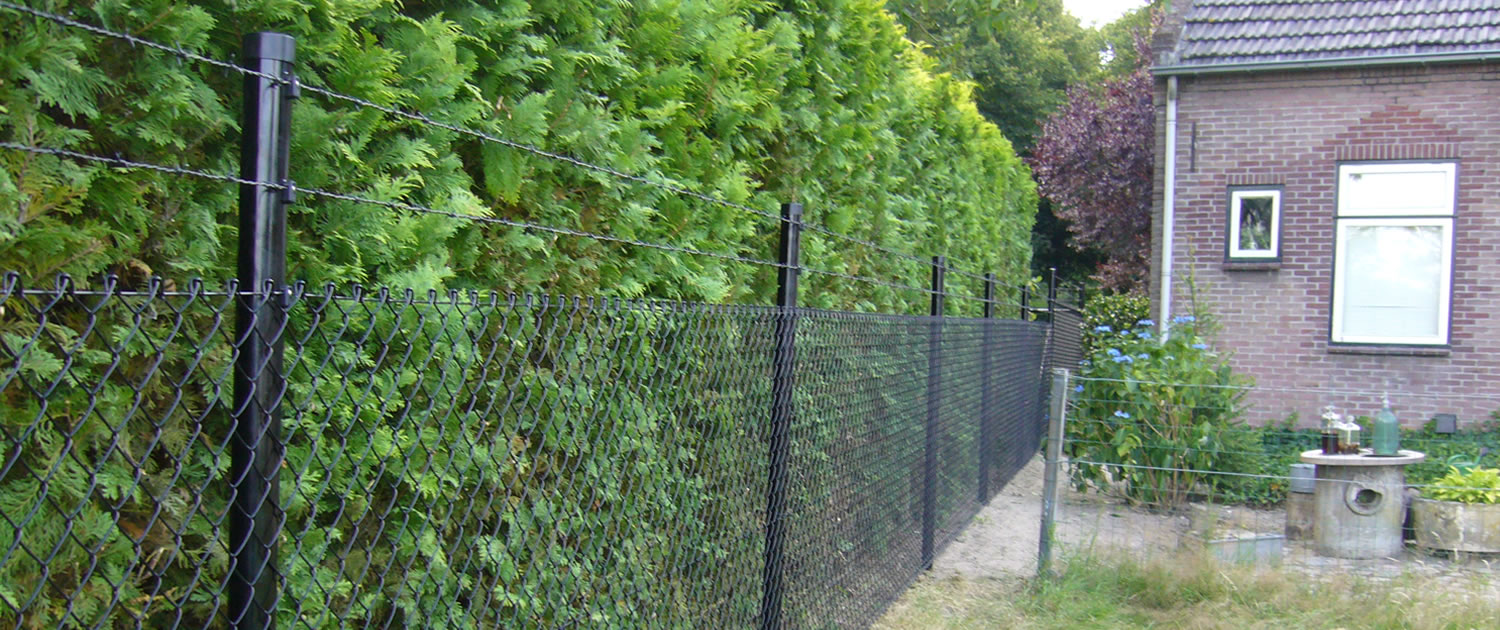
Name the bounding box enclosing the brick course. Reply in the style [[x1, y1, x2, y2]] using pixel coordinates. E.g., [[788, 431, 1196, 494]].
[[1151, 63, 1500, 429]]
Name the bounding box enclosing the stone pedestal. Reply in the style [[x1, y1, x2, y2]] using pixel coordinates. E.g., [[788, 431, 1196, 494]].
[[1300, 450, 1425, 559]]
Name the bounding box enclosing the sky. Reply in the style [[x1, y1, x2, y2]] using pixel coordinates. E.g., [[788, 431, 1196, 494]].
[[1063, 0, 1149, 27]]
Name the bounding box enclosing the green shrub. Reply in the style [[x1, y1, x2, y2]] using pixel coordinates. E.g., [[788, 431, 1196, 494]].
[[1081, 292, 1148, 356], [1426, 466, 1500, 504], [1067, 315, 1251, 508]]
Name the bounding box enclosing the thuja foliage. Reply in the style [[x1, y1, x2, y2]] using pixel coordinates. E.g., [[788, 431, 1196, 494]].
[[0, 0, 1038, 626], [0, 0, 1035, 310]]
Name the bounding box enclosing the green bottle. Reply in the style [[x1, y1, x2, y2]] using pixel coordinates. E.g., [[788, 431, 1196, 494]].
[[1372, 394, 1400, 456]]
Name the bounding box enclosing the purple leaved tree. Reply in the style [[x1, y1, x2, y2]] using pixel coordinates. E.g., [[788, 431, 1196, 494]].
[[1029, 30, 1155, 292]]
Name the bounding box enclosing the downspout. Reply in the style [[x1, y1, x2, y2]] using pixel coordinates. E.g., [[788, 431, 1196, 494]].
[[1160, 75, 1178, 334]]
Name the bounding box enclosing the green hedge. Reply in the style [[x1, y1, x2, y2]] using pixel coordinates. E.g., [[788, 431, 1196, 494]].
[[0, 0, 1035, 311], [0, 0, 1038, 626]]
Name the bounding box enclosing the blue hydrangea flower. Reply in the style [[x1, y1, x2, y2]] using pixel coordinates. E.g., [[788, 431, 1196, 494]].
[[1074, 384, 1084, 393], [1136, 318, 1155, 327], [1136, 353, 1149, 359], [1094, 325, 1113, 333], [1137, 330, 1153, 340], [1112, 355, 1134, 364], [1114, 410, 1131, 419], [1106, 348, 1121, 357], [1172, 315, 1196, 324], [1192, 343, 1208, 350]]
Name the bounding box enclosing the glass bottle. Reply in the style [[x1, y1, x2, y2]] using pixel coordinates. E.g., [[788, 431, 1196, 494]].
[[1320, 406, 1340, 455], [1371, 394, 1400, 456]]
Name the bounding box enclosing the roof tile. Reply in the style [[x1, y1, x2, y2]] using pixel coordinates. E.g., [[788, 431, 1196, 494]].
[[1164, 0, 1500, 67]]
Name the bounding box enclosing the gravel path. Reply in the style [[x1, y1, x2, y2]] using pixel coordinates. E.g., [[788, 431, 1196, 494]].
[[930, 454, 1498, 591]]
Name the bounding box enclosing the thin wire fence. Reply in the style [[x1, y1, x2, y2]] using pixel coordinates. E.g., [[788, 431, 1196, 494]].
[[1047, 374, 1500, 583], [0, 277, 1058, 628]]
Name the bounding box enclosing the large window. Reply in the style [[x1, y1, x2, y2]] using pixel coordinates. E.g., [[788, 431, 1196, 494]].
[[1226, 187, 1281, 261], [1331, 162, 1456, 345]]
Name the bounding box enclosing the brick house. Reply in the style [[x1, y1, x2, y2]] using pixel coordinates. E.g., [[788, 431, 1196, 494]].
[[1148, 0, 1500, 428]]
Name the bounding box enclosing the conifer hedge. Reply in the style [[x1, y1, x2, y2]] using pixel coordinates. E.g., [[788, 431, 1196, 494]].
[[0, 0, 1038, 626], [0, 0, 1035, 309]]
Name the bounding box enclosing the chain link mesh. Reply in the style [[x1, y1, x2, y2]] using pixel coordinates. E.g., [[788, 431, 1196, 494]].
[[1, 276, 1058, 628]]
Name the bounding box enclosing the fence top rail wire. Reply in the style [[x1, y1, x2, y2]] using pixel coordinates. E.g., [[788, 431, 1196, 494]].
[[945, 264, 1029, 294], [0, 271, 238, 299], [1071, 375, 1500, 402], [0, 272, 1051, 327], [296, 186, 790, 271], [0, 0, 278, 81], [0, 271, 801, 319]]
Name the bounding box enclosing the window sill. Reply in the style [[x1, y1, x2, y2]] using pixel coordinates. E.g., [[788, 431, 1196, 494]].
[[1222, 261, 1280, 272], [1327, 345, 1450, 357]]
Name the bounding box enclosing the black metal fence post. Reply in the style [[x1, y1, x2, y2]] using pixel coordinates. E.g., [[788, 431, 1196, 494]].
[[977, 273, 996, 503], [1020, 284, 1030, 321], [761, 202, 802, 630], [921, 256, 945, 569], [231, 31, 296, 630]]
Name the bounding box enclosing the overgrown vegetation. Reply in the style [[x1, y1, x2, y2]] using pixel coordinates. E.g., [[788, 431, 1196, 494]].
[[877, 551, 1500, 629], [1068, 315, 1251, 508]]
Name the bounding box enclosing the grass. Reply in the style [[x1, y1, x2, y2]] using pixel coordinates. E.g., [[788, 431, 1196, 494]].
[[875, 551, 1500, 629]]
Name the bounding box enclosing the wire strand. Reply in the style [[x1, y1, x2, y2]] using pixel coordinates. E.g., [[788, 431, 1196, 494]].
[[946, 264, 1028, 293], [0, 0, 276, 81], [298, 84, 782, 225], [297, 186, 788, 270], [1071, 375, 1500, 401], [798, 221, 933, 268], [0, 141, 272, 188], [798, 266, 934, 296]]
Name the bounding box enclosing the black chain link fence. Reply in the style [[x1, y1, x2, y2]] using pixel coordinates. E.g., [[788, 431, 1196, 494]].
[[1, 274, 1064, 629]]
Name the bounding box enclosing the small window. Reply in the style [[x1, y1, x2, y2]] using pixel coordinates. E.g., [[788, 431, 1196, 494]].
[[1331, 162, 1456, 346], [1226, 187, 1282, 261]]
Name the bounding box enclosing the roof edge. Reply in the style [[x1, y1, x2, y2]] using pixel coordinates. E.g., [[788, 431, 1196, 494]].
[[1154, 50, 1500, 76]]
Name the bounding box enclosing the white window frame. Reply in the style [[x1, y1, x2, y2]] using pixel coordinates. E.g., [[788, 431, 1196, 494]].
[[1331, 162, 1456, 346], [1227, 188, 1281, 260]]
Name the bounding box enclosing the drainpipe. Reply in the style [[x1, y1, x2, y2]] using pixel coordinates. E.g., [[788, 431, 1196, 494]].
[[1160, 75, 1178, 335]]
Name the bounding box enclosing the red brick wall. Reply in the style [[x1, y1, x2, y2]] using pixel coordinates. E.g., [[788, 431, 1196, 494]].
[[1151, 63, 1500, 429]]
